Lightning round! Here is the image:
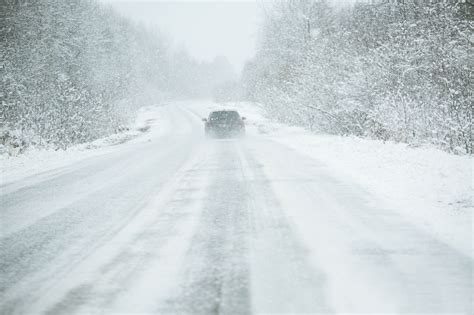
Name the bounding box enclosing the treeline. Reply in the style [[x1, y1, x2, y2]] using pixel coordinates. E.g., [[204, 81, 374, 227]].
[[243, 0, 472, 154], [0, 0, 235, 152]]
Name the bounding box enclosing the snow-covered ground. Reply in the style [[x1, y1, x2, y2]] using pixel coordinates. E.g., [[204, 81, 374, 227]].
[[0, 105, 168, 186], [231, 102, 473, 259], [0, 100, 472, 314]]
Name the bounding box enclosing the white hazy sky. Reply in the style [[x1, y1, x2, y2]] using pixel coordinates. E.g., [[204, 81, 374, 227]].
[[101, 0, 262, 73], [100, 0, 358, 73]]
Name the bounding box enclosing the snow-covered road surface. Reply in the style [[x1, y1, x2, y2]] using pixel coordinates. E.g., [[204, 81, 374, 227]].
[[0, 102, 472, 314]]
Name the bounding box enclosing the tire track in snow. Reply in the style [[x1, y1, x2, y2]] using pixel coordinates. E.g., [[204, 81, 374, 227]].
[[163, 140, 251, 314], [0, 111, 204, 314], [43, 154, 209, 314], [163, 137, 334, 314], [239, 141, 334, 314]]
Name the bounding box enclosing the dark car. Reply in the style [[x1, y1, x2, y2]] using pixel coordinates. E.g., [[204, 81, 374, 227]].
[[202, 110, 246, 138]]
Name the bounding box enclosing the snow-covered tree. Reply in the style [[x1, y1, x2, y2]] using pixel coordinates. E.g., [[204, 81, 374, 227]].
[[243, 0, 472, 154], [1, 0, 230, 153]]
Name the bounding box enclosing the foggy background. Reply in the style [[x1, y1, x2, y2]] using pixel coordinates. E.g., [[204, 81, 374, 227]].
[[100, 0, 261, 73], [99, 0, 360, 73]]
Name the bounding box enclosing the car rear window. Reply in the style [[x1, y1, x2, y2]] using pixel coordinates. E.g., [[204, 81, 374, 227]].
[[209, 111, 240, 121]]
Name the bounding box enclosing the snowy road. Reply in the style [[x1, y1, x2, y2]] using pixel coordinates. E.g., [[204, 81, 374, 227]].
[[0, 102, 472, 314]]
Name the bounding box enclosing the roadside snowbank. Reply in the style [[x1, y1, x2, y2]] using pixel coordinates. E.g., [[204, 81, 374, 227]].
[[233, 102, 473, 258], [0, 105, 166, 186]]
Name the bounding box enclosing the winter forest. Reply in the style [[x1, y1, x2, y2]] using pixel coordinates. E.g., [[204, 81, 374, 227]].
[[242, 0, 473, 154], [1, 0, 235, 151], [1, 0, 473, 154]]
